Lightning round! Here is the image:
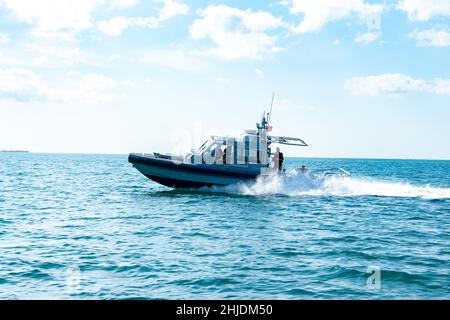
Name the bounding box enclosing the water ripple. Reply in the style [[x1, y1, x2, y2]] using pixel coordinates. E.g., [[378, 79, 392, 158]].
[[0, 153, 449, 299]]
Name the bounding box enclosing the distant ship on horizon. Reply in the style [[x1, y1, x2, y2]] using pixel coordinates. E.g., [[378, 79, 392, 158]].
[[1, 149, 29, 153]]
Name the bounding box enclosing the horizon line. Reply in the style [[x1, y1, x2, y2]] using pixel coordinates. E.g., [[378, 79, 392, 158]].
[[3, 151, 450, 161]]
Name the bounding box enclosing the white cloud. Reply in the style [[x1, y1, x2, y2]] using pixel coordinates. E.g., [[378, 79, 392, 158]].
[[97, 0, 188, 36], [137, 48, 208, 72], [0, 0, 185, 38], [98, 16, 137, 36], [189, 5, 284, 59], [29, 29, 78, 42], [66, 72, 123, 102], [397, 0, 450, 21], [111, 0, 137, 8], [82, 73, 117, 90], [283, 0, 384, 33], [215, 74, 230, 84], [409, 29, 450, 47], [0, 67, 48, 101], [158, 0, 189, 20], [0, 33, 11, 43], [0, 67, 122, 103], [354, 31, 381, 44], [345, 73, 450, 96], [0, 50, 20, 65], [108, 53, 122, 62], [255, 68, 264, 77], [432, 79, 450, 94], [66, 70, 80, 77], [27, 45, 93, 67], [0, 0, 104, 34], [0, 43, 94, 69], [121, 79, 134, 86]]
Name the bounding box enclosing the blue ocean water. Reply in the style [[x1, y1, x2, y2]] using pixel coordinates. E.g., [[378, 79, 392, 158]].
[[0, 153, 449, 299]]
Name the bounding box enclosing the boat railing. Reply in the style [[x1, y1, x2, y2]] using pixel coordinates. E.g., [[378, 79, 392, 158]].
[[268, 135, 308, 147]]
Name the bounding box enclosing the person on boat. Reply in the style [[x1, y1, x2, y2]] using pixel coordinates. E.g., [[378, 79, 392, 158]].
[[273, 147, 284, 172], [299, 165, 308, 173], [223, 147, 228, 164], [215, 148, 224, 164]]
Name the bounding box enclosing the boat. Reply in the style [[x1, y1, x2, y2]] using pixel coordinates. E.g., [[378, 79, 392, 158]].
[[1, 150, 29, 153], [128, 109, 308, 189]]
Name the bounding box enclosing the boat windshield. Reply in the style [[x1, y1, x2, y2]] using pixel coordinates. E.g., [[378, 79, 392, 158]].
[[196, 139, 212, 154]]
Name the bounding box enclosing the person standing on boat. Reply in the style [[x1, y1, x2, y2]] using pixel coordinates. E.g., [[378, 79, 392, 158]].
[[279, 149, 284, 172], [223, 147, 228, 164], [273, 147, 284, 172], [215, 148, 224, 164]]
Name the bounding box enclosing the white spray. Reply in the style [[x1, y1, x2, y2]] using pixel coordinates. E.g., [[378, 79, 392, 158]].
[[222, 170, 450, 200]]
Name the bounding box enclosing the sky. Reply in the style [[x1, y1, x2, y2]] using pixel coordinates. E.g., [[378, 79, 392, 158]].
[[0, 0, 449, 159]]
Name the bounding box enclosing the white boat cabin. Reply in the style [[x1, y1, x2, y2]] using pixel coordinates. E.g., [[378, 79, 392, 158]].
[[183, 115, 307, 167]]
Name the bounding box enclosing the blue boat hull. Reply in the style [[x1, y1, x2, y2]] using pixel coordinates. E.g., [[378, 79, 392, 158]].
[[128, 153, 263, 188]]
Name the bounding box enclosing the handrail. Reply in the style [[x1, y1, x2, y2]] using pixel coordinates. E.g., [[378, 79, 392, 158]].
[[268, 135, 308, 147]]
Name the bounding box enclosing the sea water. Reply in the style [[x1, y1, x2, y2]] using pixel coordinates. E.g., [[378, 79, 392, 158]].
[[0, 153, 449, 299]]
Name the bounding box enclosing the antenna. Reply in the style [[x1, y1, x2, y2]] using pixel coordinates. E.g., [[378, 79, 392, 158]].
[[268, 91, 275, 124]]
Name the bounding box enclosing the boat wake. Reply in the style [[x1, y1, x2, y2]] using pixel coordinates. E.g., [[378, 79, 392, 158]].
[[215, 170, 450, 199]]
